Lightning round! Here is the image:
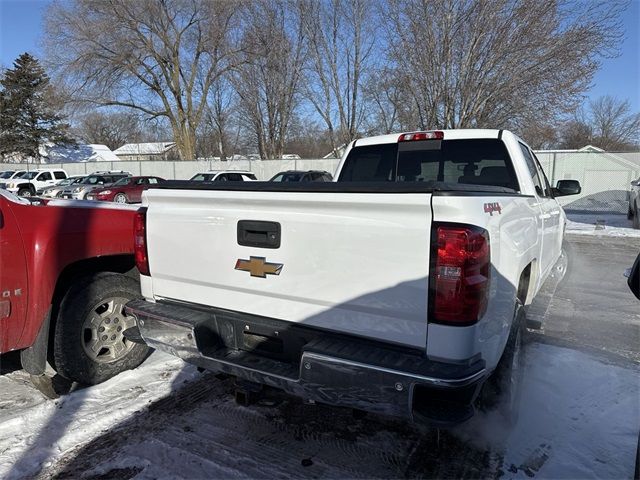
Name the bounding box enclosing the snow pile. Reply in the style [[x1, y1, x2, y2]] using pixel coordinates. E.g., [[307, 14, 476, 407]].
[[565, 212, 640, 237], [0, 353, 197, 480]]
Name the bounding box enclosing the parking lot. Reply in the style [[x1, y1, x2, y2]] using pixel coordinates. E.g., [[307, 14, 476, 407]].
[[0, 216, 638, 480]]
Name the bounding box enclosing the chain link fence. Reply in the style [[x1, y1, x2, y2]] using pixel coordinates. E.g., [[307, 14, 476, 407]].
[[2, 152, 639, 214]]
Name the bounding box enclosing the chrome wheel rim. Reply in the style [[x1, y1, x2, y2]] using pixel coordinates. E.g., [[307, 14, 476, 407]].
[[115, 194, 127, 203], [20, 191, 32, 197], [82, 297, 136, 363], [554, 248, 568, 278]]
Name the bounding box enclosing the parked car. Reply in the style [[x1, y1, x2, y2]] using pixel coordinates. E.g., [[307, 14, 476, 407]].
[[628, 178, 640, 229], [0, 170, 28, 189], [4, 169, 67, 197], [269, 170, 333, 182], [126, 129, 581, 425], [189, 171, 257, 182], [36, 175, 86, 198], [0, 189, 149, 397], [87, 176, 165, 203], [59, 171, 131, 200]]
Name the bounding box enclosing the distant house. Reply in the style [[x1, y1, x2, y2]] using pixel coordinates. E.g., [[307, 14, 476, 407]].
[[46, 144, 119, 163], [1, 143, 118, 163], [114, 142, 178, 161]]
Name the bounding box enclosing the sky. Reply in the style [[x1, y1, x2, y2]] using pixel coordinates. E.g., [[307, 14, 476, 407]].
[[0, 0, 638, 113]]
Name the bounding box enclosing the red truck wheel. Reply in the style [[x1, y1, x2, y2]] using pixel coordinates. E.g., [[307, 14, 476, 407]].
[[53, 272, 150, 385]]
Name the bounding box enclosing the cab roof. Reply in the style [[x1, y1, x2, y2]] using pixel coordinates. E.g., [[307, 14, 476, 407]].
[[354, 129, 507, 147]]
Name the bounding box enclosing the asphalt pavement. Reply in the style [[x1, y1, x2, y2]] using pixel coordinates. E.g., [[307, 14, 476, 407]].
[[531, 234, 640, 365]]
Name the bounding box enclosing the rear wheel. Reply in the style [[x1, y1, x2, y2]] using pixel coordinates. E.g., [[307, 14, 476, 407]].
[[478, 300, 526, 424], [53, 272, 150, 385], [633, 202, 640, 229], [114, 193, 128, 203]]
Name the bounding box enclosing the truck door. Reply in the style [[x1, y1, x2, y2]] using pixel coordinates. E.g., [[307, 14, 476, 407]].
[[0, 197, 29, 353], [533, 152, 563, 260], [518, 143, 560, 278]]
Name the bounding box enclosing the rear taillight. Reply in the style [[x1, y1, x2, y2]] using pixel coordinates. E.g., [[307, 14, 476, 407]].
[[430, 224, 490, 326], [134, 208, 150, 276], [398, 131, 444, 142]]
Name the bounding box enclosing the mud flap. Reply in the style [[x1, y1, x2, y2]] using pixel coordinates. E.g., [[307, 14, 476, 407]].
[[20, 310, 50, 376]]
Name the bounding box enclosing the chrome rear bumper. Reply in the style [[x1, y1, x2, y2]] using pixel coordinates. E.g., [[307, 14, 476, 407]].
[[126, 299, 486, 423]]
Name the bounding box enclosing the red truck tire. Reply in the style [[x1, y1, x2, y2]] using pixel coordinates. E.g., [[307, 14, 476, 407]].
[[52, 272, 150, 385]]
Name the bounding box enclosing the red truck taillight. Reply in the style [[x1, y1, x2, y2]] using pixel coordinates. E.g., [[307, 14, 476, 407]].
[[430, 224, 490, 326], [134, 208, 150, 276]]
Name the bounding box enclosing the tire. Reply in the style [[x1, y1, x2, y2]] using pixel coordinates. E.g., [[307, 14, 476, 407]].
[[634, 203, 640, 230], [53, 272, 150, 385], [114, 193, 128, 204], [18, 188, 32, 197], [628, 204, 634, 220], [478, 300, 526, 424], [553, 240, 574, 292]]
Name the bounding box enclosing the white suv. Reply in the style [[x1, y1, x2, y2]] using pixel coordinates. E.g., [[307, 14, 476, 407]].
[[0, 170, 27, 189], [189, 170, 257, 182], [5, 169, 67, 197]]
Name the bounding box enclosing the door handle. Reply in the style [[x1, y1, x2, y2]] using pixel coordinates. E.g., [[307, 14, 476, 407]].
[[237, 220, 281, 249]]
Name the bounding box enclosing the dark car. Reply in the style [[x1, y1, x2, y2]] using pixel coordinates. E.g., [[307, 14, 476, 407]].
[[88, 176, 165, 203], [269, 170, 333, 182]]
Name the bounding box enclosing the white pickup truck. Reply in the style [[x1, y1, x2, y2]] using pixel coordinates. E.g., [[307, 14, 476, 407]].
[[126, 129, 581, 424]]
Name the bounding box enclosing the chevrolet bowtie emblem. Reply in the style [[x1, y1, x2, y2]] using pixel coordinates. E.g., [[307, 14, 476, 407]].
[[235, 256, 283, 278]]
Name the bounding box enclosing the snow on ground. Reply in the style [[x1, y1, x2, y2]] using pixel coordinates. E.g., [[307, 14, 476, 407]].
[[566, 212, 640, 237], [0, 353, 199, 480], [0, 342, 637, 479], [458, 343, 639, 479]]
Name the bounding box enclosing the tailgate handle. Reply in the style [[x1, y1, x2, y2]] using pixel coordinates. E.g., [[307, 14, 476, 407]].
[[237, 220, 281, 249]]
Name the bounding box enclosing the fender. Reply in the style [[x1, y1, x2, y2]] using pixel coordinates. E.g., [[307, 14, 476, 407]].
[[0, 195, 137, 352]]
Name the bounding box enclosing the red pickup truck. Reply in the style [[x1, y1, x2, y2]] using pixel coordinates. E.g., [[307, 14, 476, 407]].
[[0, 191, 149, 395]]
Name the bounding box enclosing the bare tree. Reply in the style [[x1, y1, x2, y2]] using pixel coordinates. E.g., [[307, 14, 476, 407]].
[[234, 0, 307, 159], [560, 96, 640, 150], [75, 111, 142, 150], [588, 96, 640, 150], [45, 0, 241, 160], [302, 0, 377, 153], [383, 0, 625, 133]]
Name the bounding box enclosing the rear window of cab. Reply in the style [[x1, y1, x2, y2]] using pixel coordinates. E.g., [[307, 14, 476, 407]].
[[338, 139, 520, 192]]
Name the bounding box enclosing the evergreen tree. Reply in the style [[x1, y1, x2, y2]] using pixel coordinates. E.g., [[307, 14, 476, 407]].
[[0, 53, 74, 161]]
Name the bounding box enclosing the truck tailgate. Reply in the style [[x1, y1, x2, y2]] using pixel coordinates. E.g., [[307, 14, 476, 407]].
[[144, 189, 432, 349]]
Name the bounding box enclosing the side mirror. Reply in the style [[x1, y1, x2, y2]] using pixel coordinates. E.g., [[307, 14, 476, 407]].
[[555, 180, 581, 196], [631, 180, 639, 187]]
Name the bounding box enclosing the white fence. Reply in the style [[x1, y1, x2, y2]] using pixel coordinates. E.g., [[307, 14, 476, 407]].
[[0, 159, 342, 182], [2, 152, 639, 213]]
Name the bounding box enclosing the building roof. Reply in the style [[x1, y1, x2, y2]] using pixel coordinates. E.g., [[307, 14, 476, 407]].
[[114, 142, 177, 155], [46, 144, 119, 162]]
